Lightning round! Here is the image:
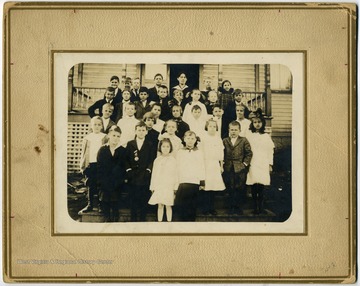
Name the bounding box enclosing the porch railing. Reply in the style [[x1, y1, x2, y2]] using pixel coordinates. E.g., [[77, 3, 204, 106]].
[[241, 92, 267, 114], [70, 87, 107, 112]]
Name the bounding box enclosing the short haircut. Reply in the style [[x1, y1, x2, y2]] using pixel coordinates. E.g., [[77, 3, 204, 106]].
[[110, 76, 119, 82], [158, 138, 173, 153], [171, 104, 183, 112], [173, 89, 183, 97], [164, 119, 178, 131], [139, 86, 149, 93], [102, 103, 114, 111], [105, 87, 115, 93], [208, 90, 218, 98], [154, 73, 163, 80], [135, 121, 147, 130], [205, 118, 219, 131], [90, 116, 103, 128], [235, 103, 250, 118], [212, 103, 222, 110], [228, 120, 241, 130], [233, 88, 243, 96], [125, 102, 136, 108], [151, 102, 162, 111], [122, 88, 131, 94], [133, 77, 140, 81], [191, 105, 202, 112], [142, 111, 156, 122], [159, 85, 168, 91], [108, 125, 122, 134], [181, 130, 200, 147], [189, 88, 201, 97]]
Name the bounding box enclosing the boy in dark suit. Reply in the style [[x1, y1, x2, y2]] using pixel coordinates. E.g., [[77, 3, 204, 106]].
[[134, 87, 153, 120], [88, 87, 118, 122], [223, 121, 253, 215], [125, 121, 156, 221], [148, 73, 163, 102], [97, 126, 126, 222]]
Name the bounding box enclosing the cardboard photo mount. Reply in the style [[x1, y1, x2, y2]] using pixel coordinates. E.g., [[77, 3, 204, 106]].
[[3, 2, 356, 283]]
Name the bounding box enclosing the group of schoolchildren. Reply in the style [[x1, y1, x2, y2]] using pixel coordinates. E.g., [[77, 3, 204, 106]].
[[79, 72, 274, 222]]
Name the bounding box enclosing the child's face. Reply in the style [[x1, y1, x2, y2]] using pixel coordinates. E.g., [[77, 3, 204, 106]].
[[105, 91, 115, 101], [125, 105, 136, 116], [252, 117, 263, 131], [204, 78, 212, 87], [154, 75, 163, 86], [139, 92, 149, 101], [102, 106, 113, 119], [125, 80, 131, 89], [207, 121, 217, 135], [229, 125, 240, 138], [173, 91, 183, 102], [161, 142, 171, 155], [177, 73, 187, 85], [191, 109, 202, 120], [151, 106, 161, 118], [108, 131, 121, 146], [172, 106, 182, 118], [158, 88, 168, 99], [144, 117, 154, 128], [234, 93, 242, 103], [191, 90, 201, 102], [208, 91, 218, 103], [223, 82, 231, 91], [92, 119, 103, 134], [236, 106, 245, 120], [212, 107, 223, 119], [133, 79, 140, 89], [166, 121, 177, 135], [110, 79, 119, 89], [184, 134, 197, 148], [122, 91, 131, 101], [135, 126, 147, 140]]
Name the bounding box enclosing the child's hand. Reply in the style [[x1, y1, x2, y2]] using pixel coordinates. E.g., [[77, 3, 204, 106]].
[[269, 165, 273, 173]]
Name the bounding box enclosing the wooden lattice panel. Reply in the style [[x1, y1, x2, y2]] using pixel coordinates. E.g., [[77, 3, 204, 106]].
[[67, 122, 90, 172]]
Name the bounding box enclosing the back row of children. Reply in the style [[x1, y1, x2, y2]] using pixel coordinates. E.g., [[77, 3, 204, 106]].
[[80, 73, 274, 222]]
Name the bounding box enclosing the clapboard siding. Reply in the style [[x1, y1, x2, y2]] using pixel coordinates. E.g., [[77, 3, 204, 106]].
[[271, 93, 292, 133], [75, 63, 139, 88], [221, 64, 255, 91]]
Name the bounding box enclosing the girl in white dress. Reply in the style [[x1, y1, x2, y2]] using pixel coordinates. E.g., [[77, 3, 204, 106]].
[[158, 119, 182, 157], [200, 119, 226, 215], [246, 109, 275, 215], [148, 138, 178, 222]]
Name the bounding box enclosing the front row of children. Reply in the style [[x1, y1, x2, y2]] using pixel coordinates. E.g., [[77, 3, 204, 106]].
[[79, 109, 274, 222]]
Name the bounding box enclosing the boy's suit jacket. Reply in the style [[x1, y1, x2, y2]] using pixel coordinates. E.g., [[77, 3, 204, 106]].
[[125, 139, 156, 186], [102, 119, 116, 134], [223, 136, 253, 173], [134, 100, 152, 120], [88, 99, 118, 122], [97, 145, 127, 201], [148, 87, 160, 102]]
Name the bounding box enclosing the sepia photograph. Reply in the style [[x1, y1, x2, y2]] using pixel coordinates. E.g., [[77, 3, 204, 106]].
[[54, 52, 305, 234], [4, 3, 355, 282]]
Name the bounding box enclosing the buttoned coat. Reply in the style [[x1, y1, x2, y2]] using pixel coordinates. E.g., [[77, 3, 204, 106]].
[[223, 136, 253, 173]]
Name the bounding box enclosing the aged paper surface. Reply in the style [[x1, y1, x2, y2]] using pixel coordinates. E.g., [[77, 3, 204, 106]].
[[3, 3, 356, 283]]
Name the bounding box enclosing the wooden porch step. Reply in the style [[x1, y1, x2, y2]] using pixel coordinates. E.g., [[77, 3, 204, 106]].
[[79, 207, 276, 223]]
